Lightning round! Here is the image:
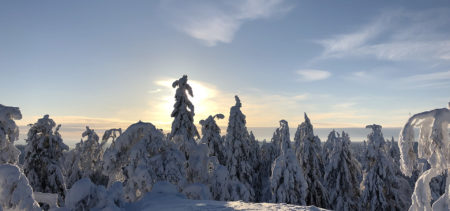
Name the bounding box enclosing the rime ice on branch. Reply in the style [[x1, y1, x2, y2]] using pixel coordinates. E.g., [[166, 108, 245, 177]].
[[399, 104, 450, 211]]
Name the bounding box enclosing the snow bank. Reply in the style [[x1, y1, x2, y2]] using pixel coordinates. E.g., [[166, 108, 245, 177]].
[[0, 164, 40, 211], [125, 181, 327, 211]]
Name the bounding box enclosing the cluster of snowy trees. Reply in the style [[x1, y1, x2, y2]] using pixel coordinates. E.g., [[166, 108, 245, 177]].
[[0, 75, 448, 210]]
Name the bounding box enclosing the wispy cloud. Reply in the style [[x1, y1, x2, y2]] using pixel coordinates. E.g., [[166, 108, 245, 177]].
[[400, 70, 450, 89], [317, 8, 450, 61], [296, 69, 331, 81], [167, 0, 292, 46]]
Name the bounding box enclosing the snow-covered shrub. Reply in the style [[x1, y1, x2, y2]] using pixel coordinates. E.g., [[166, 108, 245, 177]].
[[102, 121, 166, 185], [185, 143, 210, 184], [360, 124, 411, 211], [0, 164, 40, 211], [208, 158, 232, 201], [293, 113, 329, 208], [103, 121, 187, 202], [0, 104, 22, 165], [399, 105, 450, 211], [65, 126, 107, 188], [23, 115, 69, 206], [64, 178, 123, 211], [199, 114, 227, 165], [224, 96, 257, 201], [269, 120, 307, 205], [323, 131, 361, 211]]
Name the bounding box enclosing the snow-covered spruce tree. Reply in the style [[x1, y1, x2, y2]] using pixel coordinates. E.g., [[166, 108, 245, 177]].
[[0, 104, 22, 164], [258, 139, 278, 202], [398, 104, 450, 211], [65, 126, 107, 188], [170, 75, 199, 159], [199, 114, 227, 165], [293, 113, 329, 208], [224, 96, 257, 202], [270, 120, 307, 205], [0, 164, 41, 210], [323, 130, 361, 211], [387, 136, 401, 167], [23, 115, 69, 206], [322, 130, 338, 165], [360, 124, 411, 211]]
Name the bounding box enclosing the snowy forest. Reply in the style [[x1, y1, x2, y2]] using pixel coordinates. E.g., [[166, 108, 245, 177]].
[[0, 75, 448, 211]]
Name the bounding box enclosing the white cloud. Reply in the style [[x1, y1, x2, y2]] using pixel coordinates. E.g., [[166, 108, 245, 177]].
[[404, 70, 450, 82], [170, 0, 291, 46], [296, 69, 331, 81], [317, 8, 450, 61]]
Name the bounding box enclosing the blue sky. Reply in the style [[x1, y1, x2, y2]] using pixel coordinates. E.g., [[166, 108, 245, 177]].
[[1, 0, 449, 142]]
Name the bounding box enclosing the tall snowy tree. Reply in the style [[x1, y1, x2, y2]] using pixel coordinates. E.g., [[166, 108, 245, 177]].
[[399, 104, 450, 211], [387, 136, 401, 167], [199, 114, 227, 165], [323, 130, 361, 211], [170, 75, 199, 159], [23, 115, 69, 206], [360, 124, 411, 211], [0, 104, 22, 165], [224, 96, 258, 202], [293, 113, 329, 208], [270, 120, 307, 205]]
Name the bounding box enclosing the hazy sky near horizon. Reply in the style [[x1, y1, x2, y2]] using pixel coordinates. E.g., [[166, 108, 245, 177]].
[[2, 0, 450, 138]]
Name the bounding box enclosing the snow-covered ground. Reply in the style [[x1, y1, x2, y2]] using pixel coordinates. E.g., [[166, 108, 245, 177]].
[[125, 182, 327, 211]]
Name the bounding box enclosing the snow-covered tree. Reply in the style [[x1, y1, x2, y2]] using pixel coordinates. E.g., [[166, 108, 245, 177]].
[[65, 126, 107, 188], [224, 96, 257, 201], [0, 164, 41, 211], [323, 130, 361, 211], [322, 130, 338, 165], [258, 139, 277, 202], [199, 114, 227, 165], [399, 104, 450, 211], [103, 121, 163, 185], [208, 158, 232, 201], [103, 121, 186, 202], [270, 120, 307, 205], [64, 178, 123, 211], [23, 115, 68, 206], [0, 104, 22, 165], [360, 124, 411, 211], [293, 113, 329, 208], [170, 75, 199, 159], [387, 136, 401, 167]]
